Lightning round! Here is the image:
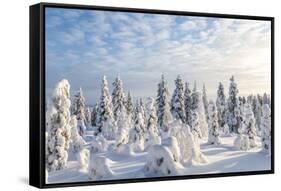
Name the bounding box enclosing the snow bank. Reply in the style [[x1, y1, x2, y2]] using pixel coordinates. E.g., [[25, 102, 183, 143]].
[[88, 156, 114, 180], [144, 145, 182, 176]]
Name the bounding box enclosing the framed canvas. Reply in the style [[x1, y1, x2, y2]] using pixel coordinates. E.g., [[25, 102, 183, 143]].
[[29, 2, 274, 188]]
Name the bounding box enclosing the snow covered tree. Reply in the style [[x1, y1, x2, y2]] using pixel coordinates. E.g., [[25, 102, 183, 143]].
[[190, 110, 202, 140], [226, 76, 239, 133], [191, 81, 200, 111], [243, 103, 257, 148], [261, 104, 271, 154], [252, 96, 262, 132], [115, 105, 130, 148], [96, 76, 116, 140], [156, 74, 173, 132], [216, 82, 227, 129], [46, 79, 71, 171], [125, 91, 133, 116], [112, 76, 126, 120], [171, 75, 186, 123], [73, 88, 87, 136], [198, 94, 208, 138], [85, 107, 92, 128], [139, 98, 146, 125], [91, 103, 98, 127], [208, 101, 221, 145], [129, 102, 146, 151], [144, 97, 160, 148], [69, 116, 86, 153], [202, 83, 209, 118], [184, 82, 193, 126]]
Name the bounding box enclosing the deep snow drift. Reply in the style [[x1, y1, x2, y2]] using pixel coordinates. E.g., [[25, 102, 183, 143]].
[[47, 135, 270, 184]]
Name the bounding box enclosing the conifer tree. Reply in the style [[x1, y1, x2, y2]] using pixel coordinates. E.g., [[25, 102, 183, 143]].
[[156, 74, 172, 132], [202, 83, 209, 117], [184, 82, 193, 127], [46, 79, 71, 171], [216, 82, 226, 128], [73, 88, 87, 136], [171, 75, 186, 123], [208, 100, 221, 145], [261, 104, 271, 154], [112, 76, 125, 120], [226, 76, 239, 133], [96, 76, 116, 139]]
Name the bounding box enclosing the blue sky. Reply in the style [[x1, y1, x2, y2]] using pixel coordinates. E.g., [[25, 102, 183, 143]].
[[46, 7, 271, 105]]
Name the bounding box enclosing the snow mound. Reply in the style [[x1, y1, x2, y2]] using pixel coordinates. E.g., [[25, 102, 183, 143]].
[[115, 144, 135, 157], [234, 134, 250, 151], [144, 145, 183, 176], [162, 136, 180, 162], [77, 148, 89, 171], [88, 156, 114, 180]]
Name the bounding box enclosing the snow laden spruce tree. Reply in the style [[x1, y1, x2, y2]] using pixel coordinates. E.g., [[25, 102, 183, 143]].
[[191, 81, 208, 138], [129, 101, 146, 151], [115, 105, 130, 148], [208, 101, 221, 145], [171, 75, 186, 123], [112, 76, 126, 120], [243, 103, 257, 148], [125, 91, 134, 122], [84, 107, 92, 128], [144, 97, 160, 148], [46, 79, 72, 171], [96, 76, 117, 140], [69, 115, 86, 153], [202, 83, 209, 118], [216, 82, 227, 131], [226, 76, 239, 133], [156, 74, 172, 132], [184, 82, 193, 127], [252, 96, 262, 133], [91, 103, 98, 127], [73, 88, 87, 136], [261, 104, 271, 154]]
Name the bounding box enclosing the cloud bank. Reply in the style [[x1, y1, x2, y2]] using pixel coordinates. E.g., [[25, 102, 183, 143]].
[[46, 8, 271, 105]]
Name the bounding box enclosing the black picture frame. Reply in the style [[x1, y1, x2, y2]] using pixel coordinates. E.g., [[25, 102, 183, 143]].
[[29, 2, 275, 189]]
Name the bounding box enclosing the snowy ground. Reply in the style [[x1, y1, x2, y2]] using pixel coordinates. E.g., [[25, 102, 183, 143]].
[[48, 134, 270, 184]]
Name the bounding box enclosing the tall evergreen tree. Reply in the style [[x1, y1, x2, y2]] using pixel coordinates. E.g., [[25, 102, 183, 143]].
[[184, 82, 193, 127], [261, 104, 271, 154], [191, 81, 200, 111], [171, 75, 186, 123], [243, 103, 257, 148], [112, 76, 125, 120], [96, 76, 116, 139], [156, 74, 172, 132], [216, 82, 226, 128], [73, 88, 87, 136], [125, 91, 133, 116], [202, 83, 209, 117], [208, 100, 221, 145], [91, 103, 98, 127], [226, 76, 239, 133]]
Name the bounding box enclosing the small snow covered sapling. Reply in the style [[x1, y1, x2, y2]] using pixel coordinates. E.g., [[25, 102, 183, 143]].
[[208, 100, 221, 145], [77, 148, 89, 171], [261, 104, 271, 154], [115, 105, 130, 148], [73, 88, 87, 136], [190, 110, 202, 140]]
